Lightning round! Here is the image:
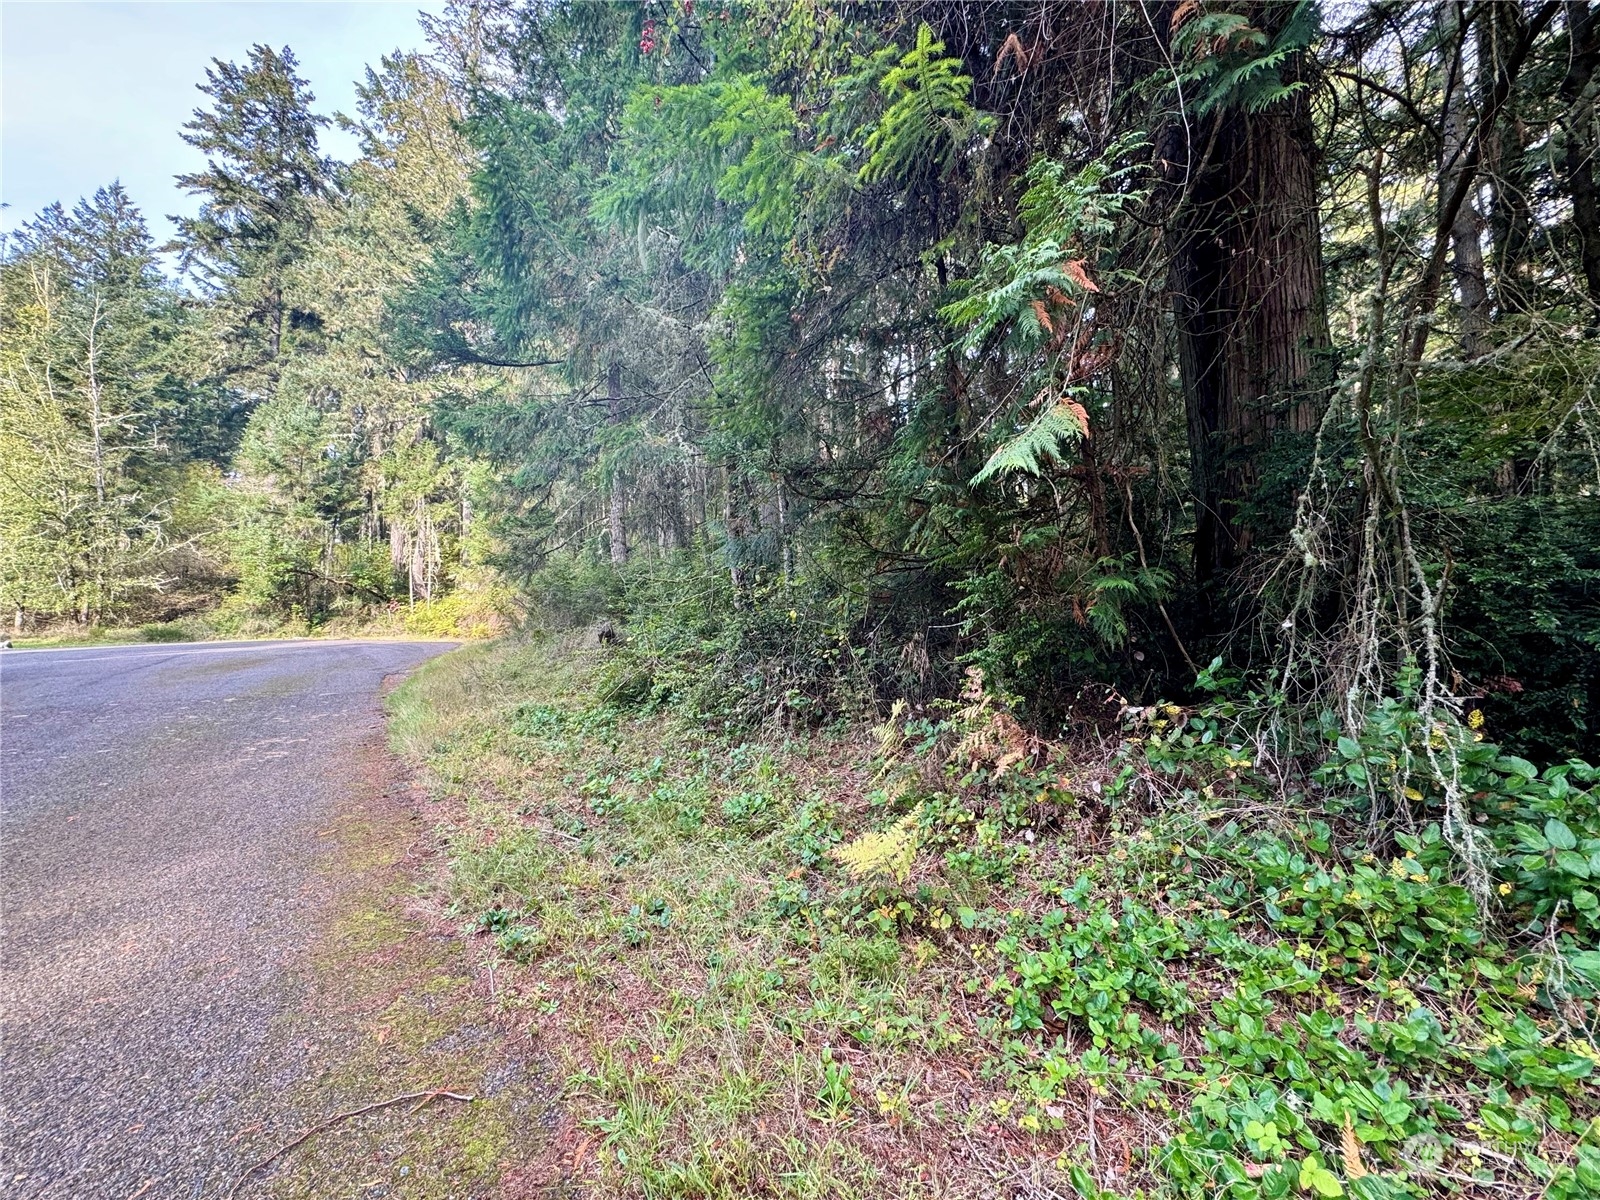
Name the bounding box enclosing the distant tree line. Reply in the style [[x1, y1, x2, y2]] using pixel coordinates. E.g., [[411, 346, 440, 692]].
[[2, 37, 487, 633]]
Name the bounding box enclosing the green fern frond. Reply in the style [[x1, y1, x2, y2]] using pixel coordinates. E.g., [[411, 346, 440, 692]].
[[1175, 0, 1320, 116], [940, 138, 1144, 355], [971, 399, 1088, 486], [1088, 596, 1128, 646], [861, 25, 983, 185], [1016, 138, 1144, 239], [1081, 557, 1176, 648]]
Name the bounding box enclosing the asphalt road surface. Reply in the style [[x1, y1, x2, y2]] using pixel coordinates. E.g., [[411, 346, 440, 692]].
[[0, 639, 456, 1199]]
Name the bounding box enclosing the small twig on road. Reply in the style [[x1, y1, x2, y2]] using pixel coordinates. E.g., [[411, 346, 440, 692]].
[[221, 1087, 475, 1198]]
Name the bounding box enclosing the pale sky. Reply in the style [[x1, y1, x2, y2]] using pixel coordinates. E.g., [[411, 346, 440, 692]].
[[1, 1, 448, 240]]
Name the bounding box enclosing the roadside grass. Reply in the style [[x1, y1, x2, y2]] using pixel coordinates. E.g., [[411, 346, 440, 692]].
[[388, 639, 997, 1196], [7, 618, 471, 651], [388, 638, 1600, 1200], [7, 623, 176, 650]]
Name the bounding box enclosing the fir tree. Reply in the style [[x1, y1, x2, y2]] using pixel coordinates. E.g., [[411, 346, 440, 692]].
[[172, 44, 335, 396]]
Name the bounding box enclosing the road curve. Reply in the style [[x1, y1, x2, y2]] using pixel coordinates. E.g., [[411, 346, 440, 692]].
[[0, 639, 456, 1199]]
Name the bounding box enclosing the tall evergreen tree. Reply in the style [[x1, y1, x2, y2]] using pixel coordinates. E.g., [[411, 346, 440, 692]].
[[0, 187, 178, 623], [1159, 1, 1331, 610], [172, 44, 335, 399]]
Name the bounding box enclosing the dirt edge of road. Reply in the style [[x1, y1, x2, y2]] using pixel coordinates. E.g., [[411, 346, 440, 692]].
[[231, 726, 565, 1200]]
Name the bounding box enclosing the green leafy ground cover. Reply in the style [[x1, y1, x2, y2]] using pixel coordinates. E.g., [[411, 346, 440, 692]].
[[389, 638, 1599, 1200]]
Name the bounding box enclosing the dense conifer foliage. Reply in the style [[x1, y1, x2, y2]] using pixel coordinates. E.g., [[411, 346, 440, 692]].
[[7, 4, 1600, 1195], [3, 0, 1600, 739], [419, 0, 1597, 761], [3, 37, 493, 632], [3, 0, 1597, 739]]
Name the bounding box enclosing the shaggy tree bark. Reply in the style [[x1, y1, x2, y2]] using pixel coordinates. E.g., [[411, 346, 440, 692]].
[[1479, 2, 1536, 313], [1561, 0, 1600, 308], [1440, 2, 1491, 357], [1163, 5, 1332, 612]]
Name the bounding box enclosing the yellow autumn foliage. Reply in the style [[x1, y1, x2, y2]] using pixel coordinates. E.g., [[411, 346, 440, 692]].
[[830, 807, 921, 883]]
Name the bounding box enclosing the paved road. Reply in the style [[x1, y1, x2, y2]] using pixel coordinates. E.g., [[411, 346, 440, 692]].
[[0, 639, 456, 1199]]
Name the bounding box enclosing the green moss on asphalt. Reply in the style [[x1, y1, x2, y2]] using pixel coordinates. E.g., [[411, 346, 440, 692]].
[[238, 733, 553, 1200]]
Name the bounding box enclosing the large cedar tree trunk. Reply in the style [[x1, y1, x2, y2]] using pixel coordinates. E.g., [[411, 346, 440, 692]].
[[1561, 1, 1600, 308], [1163, 6, 1331, 615]]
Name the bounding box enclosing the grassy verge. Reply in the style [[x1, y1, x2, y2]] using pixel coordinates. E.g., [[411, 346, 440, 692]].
[[389, 637, 1600, 1200], [7, 622, 201, 649], [7, 615, 471, 650]]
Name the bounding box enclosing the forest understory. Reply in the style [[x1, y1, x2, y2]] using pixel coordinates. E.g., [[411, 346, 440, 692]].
[[390, 634, 1598, 1200], [6, 1, 1600, 1195]]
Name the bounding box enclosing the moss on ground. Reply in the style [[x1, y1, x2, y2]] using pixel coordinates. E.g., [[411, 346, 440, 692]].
[[229, 729, 559, 1200]]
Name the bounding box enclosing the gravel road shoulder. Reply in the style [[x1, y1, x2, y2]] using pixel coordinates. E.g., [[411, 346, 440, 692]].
[[0, 641, 559, 1199], [244, 727, 561, 1200]]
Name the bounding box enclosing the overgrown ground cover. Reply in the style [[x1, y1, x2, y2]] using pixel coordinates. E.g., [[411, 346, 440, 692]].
[[389, 637, 1600, 1200]]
